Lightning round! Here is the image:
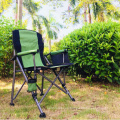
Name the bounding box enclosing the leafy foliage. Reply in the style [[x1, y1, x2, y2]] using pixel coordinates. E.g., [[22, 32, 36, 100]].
[[63, 0, 120, 24], [0, 17, 25, 77], [60, 21, 120, 84], [0, 0, 12, 14]]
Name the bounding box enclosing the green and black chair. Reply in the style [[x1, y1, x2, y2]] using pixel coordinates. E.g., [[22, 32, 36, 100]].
[[10, 29, 75, 118]]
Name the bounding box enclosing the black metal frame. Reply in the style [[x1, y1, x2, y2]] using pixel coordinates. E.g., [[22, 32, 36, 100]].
[[10, 49, 75, 118]]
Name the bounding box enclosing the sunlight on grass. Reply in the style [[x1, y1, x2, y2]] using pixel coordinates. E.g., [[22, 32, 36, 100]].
[[0, 73, 120, 119]]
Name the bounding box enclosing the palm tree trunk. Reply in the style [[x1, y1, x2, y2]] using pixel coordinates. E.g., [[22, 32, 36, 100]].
[[88, 4, 91, 24], [18, 0, 22, 26], [49, 39, 51, 52], [84, 3, 87, 23], [15, 0, 18, 25]]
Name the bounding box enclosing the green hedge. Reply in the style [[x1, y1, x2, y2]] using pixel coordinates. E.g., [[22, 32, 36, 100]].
[[0, 17, 25, 77], [60, 21, 120, 84]]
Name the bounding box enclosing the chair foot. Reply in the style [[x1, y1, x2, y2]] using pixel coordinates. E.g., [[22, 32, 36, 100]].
[[39, 112, 46, 118], [71, 98, 75, 101], [40, 93, 44, 96], [10, 103, 15, 106]]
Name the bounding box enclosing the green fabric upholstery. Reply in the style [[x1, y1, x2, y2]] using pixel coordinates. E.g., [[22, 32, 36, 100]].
[[17, 49, 38, 56], [19, 30, 44, 68], [28, 83, 37, 92]]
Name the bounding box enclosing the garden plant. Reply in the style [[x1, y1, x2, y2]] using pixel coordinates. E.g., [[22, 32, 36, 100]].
[[60, 21, 120, 84], [0, 17, 25, 77]]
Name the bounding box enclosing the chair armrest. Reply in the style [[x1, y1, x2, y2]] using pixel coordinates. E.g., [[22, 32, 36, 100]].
[[11, 49, 39, 61], [44, 49, 68, 65], [17, 49, 39, 56], [50, 49, 67, 55]]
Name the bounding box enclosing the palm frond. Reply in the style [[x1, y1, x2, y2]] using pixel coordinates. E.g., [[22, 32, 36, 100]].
[[70, 0, 76, 6], [38, 15, 49, 28], [23, 0, 41, 15], [52, 31, 58, 39]]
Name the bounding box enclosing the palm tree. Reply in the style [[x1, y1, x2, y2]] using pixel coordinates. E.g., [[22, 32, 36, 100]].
[[23, 0, 62, 52], [15, 0, 18, 25], [84, 3, 87, 23], [18, 0, 22, 26], [23, 0, 53, 35], [23, 0, 41, 30], [88, 4, 91, 23], [68, 0, 120, 23], [69, 0, 88, 23], [92, 0, 120, 22], [44, 13, 63, 52]]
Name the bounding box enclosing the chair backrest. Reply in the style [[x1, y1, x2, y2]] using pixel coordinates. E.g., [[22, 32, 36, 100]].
[[12, 29, 46, 68]]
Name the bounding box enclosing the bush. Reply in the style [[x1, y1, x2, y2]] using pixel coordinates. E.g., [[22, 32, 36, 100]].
[[60, 21, 120, 84], [0, 17, 25, 77]]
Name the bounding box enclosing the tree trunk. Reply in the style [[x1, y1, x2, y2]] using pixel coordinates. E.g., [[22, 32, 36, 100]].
[[49, 39, 51, 52], [18, 0, 22, 26], [88, 4, 91, 24], [15, 0, 18, 25], [84, 3, 87, 23]]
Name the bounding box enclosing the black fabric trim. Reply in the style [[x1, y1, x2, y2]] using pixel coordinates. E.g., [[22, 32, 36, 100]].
[[37, 33, 46, 66], [12, 30, 23, 67], [51, 52, 70, 65], [13, 30, 21, 52], [28, 79, 37, 83]]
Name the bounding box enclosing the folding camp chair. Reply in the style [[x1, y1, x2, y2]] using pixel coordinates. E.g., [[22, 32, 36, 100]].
[[10, 29, 75, 118]]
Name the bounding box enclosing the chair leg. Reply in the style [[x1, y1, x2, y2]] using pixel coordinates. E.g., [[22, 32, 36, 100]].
[[39, 68, 64, 104], [31, 92, 46, 118], [53, 69, 75, 101], [10, 60, 15, 106], [62, 84, 75, 101], [40, 70, 44, 96], [63, 70, 66, 85]]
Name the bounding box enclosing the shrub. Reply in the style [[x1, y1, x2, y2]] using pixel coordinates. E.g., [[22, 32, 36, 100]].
[[60, 21, 120, 84], [0, 16, 25, 77]]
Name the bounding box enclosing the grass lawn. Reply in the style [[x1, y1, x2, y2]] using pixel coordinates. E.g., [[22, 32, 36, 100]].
[[0, 71, 120, 119]]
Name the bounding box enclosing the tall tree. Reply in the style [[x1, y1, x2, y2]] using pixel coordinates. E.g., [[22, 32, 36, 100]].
[[23, 0, 62, 52], [92, 0, 120, 22], [15, 0, 18, 24], [67, 0, 120, 23], [23, 0, 40, 29], [84, 3, 87, 23], [44, 13, 63, 52], [88, 4, 91, 23], [23, 0, 49, 33], [17, 0, 23, 26]]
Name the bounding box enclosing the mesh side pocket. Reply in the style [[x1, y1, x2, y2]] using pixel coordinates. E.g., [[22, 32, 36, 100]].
[[51, 52, 70, 65], [28, 79, 37, 92]]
